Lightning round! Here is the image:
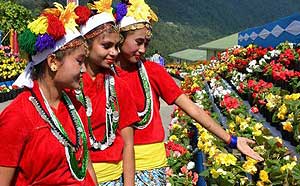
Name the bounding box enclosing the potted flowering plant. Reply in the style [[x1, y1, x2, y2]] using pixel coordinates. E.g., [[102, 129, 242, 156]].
[[0, 46, 27, 81]]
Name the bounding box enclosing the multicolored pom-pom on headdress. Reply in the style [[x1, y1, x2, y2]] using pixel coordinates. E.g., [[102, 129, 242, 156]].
[[117, 0, 158, 32], [14, 2, 91, 88], [80, 0, 116, 39]]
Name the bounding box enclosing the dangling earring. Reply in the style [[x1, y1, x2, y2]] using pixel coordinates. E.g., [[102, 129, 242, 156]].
[[51, 65, 57, 72]]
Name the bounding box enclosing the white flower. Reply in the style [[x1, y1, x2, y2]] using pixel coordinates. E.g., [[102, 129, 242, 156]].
[[186, 145, 192, 150], [170, 117, 178, 125], [263, 54, 271, 60], [248, 60, 257, 67], [259, 58, 266, 65], [166, 183, 172, 186], [288, 43, 294, 49], [283, 156, 290, 161], [187, 161, 195, 170], [246, 68, 253, 73]]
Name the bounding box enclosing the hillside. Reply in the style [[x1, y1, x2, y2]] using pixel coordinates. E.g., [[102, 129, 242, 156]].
[[148, 0, 300, 56], [13, 0, 300, 57]]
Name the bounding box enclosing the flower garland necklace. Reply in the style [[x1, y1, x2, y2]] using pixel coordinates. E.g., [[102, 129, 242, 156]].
[[29, 88, 88, 181], [76, 74, 119, 150], [135, 61, 154, 129]]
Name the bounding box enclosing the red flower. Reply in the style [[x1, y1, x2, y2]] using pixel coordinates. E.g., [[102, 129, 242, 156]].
[[75, 6, 91, 25], [258, 99, 266, 105], [180, 166, 188, 174], [220, 94, 240, 111], [165, 141, 187, 157], [192, 172, 199, 185], [45, 14, 65, 41], [250, 106, 259, 113], [247, 79, 256, 89]]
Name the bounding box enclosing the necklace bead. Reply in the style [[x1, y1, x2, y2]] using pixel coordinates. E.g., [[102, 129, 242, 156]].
[[135, 61, 154, 129], [76, 74, 119, 151], [29, 89, 88, 180]]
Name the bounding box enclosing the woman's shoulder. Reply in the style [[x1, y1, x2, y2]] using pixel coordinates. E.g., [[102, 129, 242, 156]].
[[144, 60, 166, 71], [0, 89, 32, 124]]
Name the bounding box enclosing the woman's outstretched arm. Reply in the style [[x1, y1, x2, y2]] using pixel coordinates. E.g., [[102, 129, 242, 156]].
[[174, 94, 264, 161]]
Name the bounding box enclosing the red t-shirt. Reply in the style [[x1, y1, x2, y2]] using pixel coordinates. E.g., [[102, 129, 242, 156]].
[[0, 81, 94, 185], [82, 71, 139, 163], [116, 61, 183, 144]]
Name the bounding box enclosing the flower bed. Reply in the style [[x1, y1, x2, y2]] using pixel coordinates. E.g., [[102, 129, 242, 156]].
[[214, 43, 300, 149], [0, 46, 27, 102], [165, 50, 300, 185]]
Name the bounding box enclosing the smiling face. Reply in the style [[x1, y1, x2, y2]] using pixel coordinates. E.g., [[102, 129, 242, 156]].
[[87, 29, 120, 72], [53, 44, 87, 90], [119, 27, 151, 64]]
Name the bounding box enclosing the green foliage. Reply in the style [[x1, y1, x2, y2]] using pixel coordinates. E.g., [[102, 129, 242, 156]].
[[147, 0, 300, 57], [0, 0, 33, 45]]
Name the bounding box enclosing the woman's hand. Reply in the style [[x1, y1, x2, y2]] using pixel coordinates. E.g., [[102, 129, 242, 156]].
[[237, 137, 264, 162]]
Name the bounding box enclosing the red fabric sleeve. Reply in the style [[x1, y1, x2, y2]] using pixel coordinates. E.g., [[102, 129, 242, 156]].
[[0, 94, 31, 166], [144, 62, 183, 104]]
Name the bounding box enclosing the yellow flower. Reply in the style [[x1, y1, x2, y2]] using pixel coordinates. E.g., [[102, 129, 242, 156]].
[[228, 122, 236, 133], [285, 93, 300, 100], [210, 168, 226, 179], [210, 169, 220, 179], [288, 113, 294, 119], [169, 135, 178, 142], [172, 123, 181, 129], [240, 177, 249, 186], [280, 161, 297, 173], [240, 121, 249, 131], [291, 93, 300, 100], [242, 158, 258, 175], [252, 130, 262, 136], [235, 115, 242, 124], [208, 145, 220, 158], [252, 122, 263, 136], [28, 16, 48, 35], [282, 121, 293, 132], [279, 104, 288, 114], [214, 153, 237, 166], [203, 141, 213, 153], [259, 170, 270, 183], [277, 113, 285, 120], [200, 132, 211, 141], [256, 181, 265, 186]]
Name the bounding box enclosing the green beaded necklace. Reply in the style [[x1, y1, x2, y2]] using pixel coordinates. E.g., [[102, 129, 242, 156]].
[[76, 74, 119, 150], [135, 61, 154, 129], [29, 89, 88, 181]]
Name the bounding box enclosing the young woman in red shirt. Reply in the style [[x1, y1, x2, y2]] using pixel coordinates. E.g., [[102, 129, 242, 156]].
[[0, 3, 97, 186], [114, 0, 264, 185], [78, 1, 139, 185]]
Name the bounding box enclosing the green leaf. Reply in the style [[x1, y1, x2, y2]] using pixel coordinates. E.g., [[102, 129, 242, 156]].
[[199, 169, 210, 177], [292, 164, 300, 181]]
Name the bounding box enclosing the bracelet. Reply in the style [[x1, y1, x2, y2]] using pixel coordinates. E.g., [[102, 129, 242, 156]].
[[227, 135, 238, 149]]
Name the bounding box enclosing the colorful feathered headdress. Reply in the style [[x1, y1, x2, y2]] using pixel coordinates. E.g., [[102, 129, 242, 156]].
[[14, 2, 91, 88], [19, 2, 90, 63], [80, 0, 116, 37], [116, 0, 158, 31]]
